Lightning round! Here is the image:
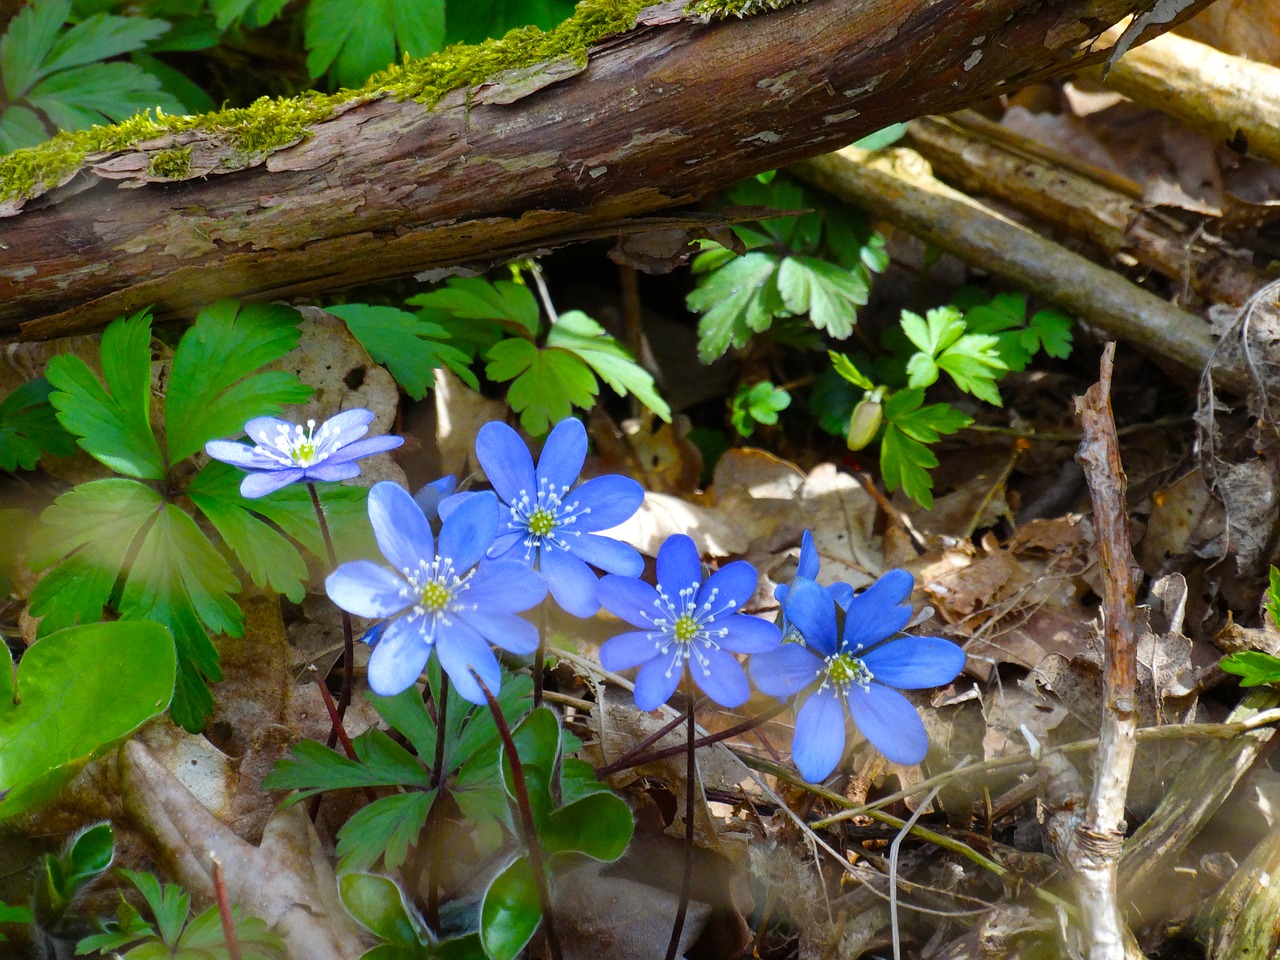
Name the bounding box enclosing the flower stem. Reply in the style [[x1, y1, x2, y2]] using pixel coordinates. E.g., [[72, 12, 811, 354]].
[[210, 855, 243, 960], [471, 670, 563, 960], [664, 668, 697, 960], [533, 600, 549, 709], [308, 482, 355, 730], [430, 672, 449, 789], [596, 700, 788, 777]]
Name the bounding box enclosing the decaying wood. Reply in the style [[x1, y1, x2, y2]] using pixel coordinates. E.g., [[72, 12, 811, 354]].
[[789, 148, 1249, 394], [1098, 30, 1280, 166], [903, 112, 1272, 308], [0, 0, 1218, 340], [1192, 812, 1280, 959]]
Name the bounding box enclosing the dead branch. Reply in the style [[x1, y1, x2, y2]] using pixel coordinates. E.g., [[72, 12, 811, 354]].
[[0, 0, 1216, 340]]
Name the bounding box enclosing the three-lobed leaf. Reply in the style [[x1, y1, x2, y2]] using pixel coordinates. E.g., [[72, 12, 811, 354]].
[[485, 339, 598, 437], [0, 378, 75, 472], [327, 303, 478, 398], [545, 311, 671, 422]]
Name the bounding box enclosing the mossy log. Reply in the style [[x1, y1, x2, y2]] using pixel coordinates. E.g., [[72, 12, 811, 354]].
[[0, 0, 1214, 340]]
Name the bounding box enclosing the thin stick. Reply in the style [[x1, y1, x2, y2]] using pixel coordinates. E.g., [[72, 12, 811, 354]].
[[308, 483, 356, 730], [664, 669, 697, 960], [1068, 342, 1141, 959], [471, 670, 563, 960], [595, 700, 788, 777], [210, 855, 243, 960], [594, 705, 690, 777], [311, 672, 377, 805], [890, 782, 945, 960]]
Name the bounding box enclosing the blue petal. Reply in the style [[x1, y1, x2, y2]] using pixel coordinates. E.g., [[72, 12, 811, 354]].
[[436, 619, 502, 706], [829, 583, 856, 609], [476, 421, 536, 506], [797, 530, 819, 580], [566, 532, 643, 576], [690, 646, 749, 707], [781, 579, 838, 656], [487, 531, 525, 559], [541, 547, 601, 618], [205, 440, 281, 471], [243, 416, 298, 445], [749, 643, 824, 698], [535, 417, 587, 495], [599, 629, 663, 671], [568, 475, 645, 531], [413, 475, 457, 521], [465, 560, 547, 613], [792, 687, 847, 783], [847, 684, 928, 765], [841, 570, 916, 650], [321, 433, 404, 465], [598, 575, 662, 628], [718, 613, 782, 654], [366, 616, 432, 697], [315, 408, 375, 449], [368, 481, 434, 574], [304, 461, 361, 482], [241, 468, 304, 498], [697, 560, 756, 614], [438, 490, 499, 572], [325, 561, 412, 618], [862, 635, 966, 690], [656, 534, 701, 597], [458, 610, 539, 655], [633, 650, 683, 711]]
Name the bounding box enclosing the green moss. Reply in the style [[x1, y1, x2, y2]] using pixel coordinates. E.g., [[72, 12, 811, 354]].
[[685, 0, 804, 19], [147, 147, 192, 180], [0, 0, 648, 204]]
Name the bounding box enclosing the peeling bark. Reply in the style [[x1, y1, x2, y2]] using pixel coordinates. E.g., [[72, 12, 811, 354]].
[[0, 0, 1215, 340]]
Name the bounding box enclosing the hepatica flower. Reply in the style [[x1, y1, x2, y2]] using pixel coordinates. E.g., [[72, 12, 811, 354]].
[[325, 481, 547, 703], [205, 408, 403, 498], [751, 571, 965, 780], [598, 533, 781, 711], [476, 418, 645, 617]]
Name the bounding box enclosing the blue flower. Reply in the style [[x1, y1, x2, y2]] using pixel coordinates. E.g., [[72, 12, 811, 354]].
[[476, 418, 645, 617], [597, 534, 781, 711], [750, 571, 965, 780], [205, 409, 403, 498], [325, 481, 547, 703]]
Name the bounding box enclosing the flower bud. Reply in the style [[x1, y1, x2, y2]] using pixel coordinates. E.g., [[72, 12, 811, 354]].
[[846, 388, 884, 451]]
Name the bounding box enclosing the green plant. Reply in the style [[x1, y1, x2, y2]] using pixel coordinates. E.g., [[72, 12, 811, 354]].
[[1221, 566, 1280, 686], [0, 378, 76, 472], [338, 873, 484, 960], [730, 380, 791, 437]]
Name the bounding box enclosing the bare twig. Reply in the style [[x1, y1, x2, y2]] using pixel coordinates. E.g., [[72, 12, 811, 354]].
[[210, 855, 243, 960]]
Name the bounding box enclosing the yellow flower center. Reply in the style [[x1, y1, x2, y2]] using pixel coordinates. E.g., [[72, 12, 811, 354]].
[[527, 508, 556, 537], [825, 652, 872, 690], [420, 581, 452, 611], [673, 614, 699, 643]]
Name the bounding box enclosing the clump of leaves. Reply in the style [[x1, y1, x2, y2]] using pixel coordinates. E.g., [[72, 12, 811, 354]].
[[338, 872, 484, 960], [77, 869, 286, 959], [685, 173, 888, 363], [730, 380, 791, 437], [0, 378, 75, 472], [1221, 566, 1280, 686]]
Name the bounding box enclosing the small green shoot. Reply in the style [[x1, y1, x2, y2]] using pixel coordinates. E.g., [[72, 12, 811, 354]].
[[730, 381, 791, 437]]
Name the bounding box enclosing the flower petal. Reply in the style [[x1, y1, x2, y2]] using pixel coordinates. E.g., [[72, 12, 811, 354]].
[[792, 687, 847, 783], [749, 643, 824, 698], [697, 560, 756, 614], [465, 560, 547, 613], [656, 534, 701, 597], [458, 610, 539, 655], [797, 530, 819, 580], [240, 468, 304, 498], [487, 531, 525, 560], [568, 475, 645, 531], [599, 629, 662, 672], [718, 613, 782, 654], [436, 619, 502, 705], [413, 475, 457, 521], [366, 616, 432, 697], [781, 578, 838, 656], [304, 461, 361, 483], [204, 440, 281, 471], [243, 416, 297, 445], [438, 490, 499, 572], [862, 635, 966, 690], [598, 575, 662, 628], [842, 570, 914, 649], [847, 684, 928, 765], [633, 650, 683, 711], [541, 547, 601, 618], [690, 646, 749, 707], [368, 481, 434, 574], [320, 433, 405, 465], [565, 532, 643, 576], [535, 417, 587, 494], [326, 561, 412, 618], [315, 408, 375, 448], [476, 421, 536, 505]]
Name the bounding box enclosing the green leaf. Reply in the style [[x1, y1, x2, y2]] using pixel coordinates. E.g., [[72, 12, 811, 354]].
[[446, 0, 575, 42], [46, 310, 165, 479], [543, 792, 633, 861], [305, 0, 444, 88], [177, 904, 287, 958], [827, 350, 875, 391], [263, 732, 430, 802], [338, 873, 428, 947], [901, 306, 1006, 405], [42, 11, 170, 74], [852, 122, 907, 151], [1220, 651, 1280, 688], [729, 381, 790, 437], [1025, 308, 1074, 359], [0, 0, 71, 99], [479, 857, 540, 960], [0, 621, 175, 821], [878, 389, 971, 509], [776, 256, 867, 339], [688, 251, 784, 363], [328, 303, 478, 398], [164, 299, 310, 463], [0, 378, 76, 472], [501, 707, 561, 830], [26, 61, 181, 131], [546, 311, 671, 421], [337, 791, 435, 873], [485, 339, 598, 437], [1268, 566, 1280, 629], [0, 104, 50, 151], [410, 278, 542, 338]]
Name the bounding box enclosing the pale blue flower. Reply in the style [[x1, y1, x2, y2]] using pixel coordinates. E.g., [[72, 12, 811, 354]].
[[598, 534, 781, 710], [326, 481, 546, 703], [205, 408, 402, 498]]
